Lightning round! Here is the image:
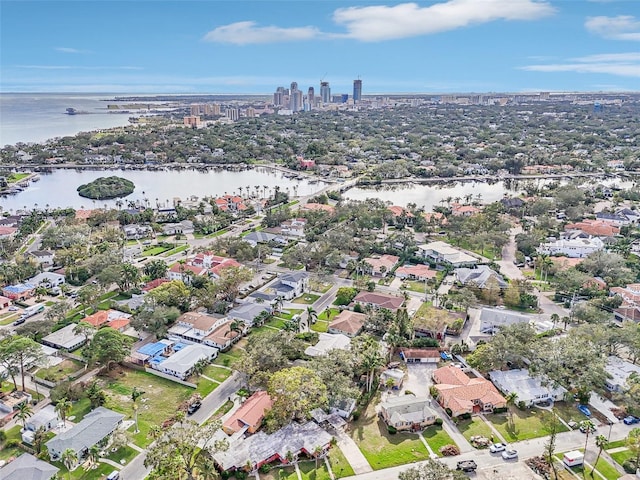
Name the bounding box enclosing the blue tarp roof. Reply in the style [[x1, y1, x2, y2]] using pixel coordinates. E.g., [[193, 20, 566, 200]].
[[3, 283, 36, 294], [137, 342, 168, 357]]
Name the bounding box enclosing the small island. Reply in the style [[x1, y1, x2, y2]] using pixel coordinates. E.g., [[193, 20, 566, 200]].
[[77, 176, 135, 199]]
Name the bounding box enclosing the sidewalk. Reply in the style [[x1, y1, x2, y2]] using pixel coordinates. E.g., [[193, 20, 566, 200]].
[[335, 429, 373, 474]]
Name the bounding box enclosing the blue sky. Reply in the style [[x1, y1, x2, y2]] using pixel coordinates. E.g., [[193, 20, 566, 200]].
[[1, 0, 639, 94]]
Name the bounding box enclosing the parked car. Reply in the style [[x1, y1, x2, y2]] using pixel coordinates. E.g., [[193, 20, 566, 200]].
[[440, 351, 452, 361], [489, 443, 507, 453], [502, 450, 518, 460], [8, 306, 18, 311], [624, 416, 640, 425], [579, 423, 597, 434], [456, 460, 477, 472], [577, 404, 591, 417], [12, 318, 26, 326], [187, 400, 202, 415]]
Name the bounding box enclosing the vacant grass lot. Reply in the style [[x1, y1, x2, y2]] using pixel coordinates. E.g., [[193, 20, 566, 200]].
[[349, 400, 430, 470], [212, 350, 242, 368], [35, 358, 85, 382], [311, 320, 329, 333], [457, 416, 495, 443], [489, 407, 569, 442], [203, 364, 232, 383], [101, 368, 193, 448]]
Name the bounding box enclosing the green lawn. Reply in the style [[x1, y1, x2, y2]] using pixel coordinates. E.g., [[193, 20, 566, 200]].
[[0, 425, 22, 461], [588, 457, 622, 480], [0, 313, 19, 326], [7, 172, 29, 183], [311, 320, 329, 333], [162, 245, 189, 257], [101, 368, 194, 448], [349, 400, 430, 470], [488, 407, 569, 442], [142, 246, 172, 256], [309, 282, 332, 294], [292, 294, 321, 305], [106, 445, 139, 467], [203, 365, 232, 383], [610, 449, 635, 467], [422, 425, 456, 456], [552, 401, 581, 425], [328, 445, 356, 479], [35, 359, 84, 382], [194, 377, 218, 397], [318, 308, 341, 321], [266, 317, 287, 329], [457, 416, 495, 444], [278, 309, 303, 320], [212, 351, 242, 368], [400, 280, 430, 294], [69, 397, 93, 422], [606, 440, 628, 450]]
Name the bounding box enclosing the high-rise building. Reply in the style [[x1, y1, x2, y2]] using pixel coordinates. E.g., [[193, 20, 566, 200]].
[[320, 82, 330, 103], [290, 82, 298, 93], [273, 86, 285, 106], [226, 108, 239, 121], [353, 79, 362, 102], [307, 87, 315, 108], [290, 89, 303, 112]]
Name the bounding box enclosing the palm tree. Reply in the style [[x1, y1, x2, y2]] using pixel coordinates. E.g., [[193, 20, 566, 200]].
[[225, 319, 245, 339], [148, 424, 162, 442], [306, 306, 318, 325], [190, 358, 209, 379], [580, 419, 596, 475], [15, 401, 33, 428], [505, 392, 518, 429], [131, 387, 145, 434], [313, 445, 323, 472], [591, 434, 609, 476], [33, 426, 47, 454], [86, 445, 100, 470], [62, 448, 78, 478], [274, 296, 284, 313], [55, 397, 72, 427]]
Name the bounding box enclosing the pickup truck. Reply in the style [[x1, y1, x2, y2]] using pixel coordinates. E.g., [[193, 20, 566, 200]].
[[456, 460, 477, 472]]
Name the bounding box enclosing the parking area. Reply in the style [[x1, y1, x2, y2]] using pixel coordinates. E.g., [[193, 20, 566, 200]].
[[401, 363, 437, 397]]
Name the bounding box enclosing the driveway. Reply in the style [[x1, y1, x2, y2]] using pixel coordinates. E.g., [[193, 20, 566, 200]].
[[402, 363, 437, 397]]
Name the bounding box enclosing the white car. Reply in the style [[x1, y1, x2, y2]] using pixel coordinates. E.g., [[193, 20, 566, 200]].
[[489, 443, 506, 453], [502, 449, 518, 460]]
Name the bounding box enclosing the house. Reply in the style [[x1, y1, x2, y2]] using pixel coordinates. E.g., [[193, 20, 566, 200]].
[[0, 226, 18, 238], [362, 254, 399, 277], [22, 405, 58, 444], [0, 295, 11, 309], [304, 333, 351, 357], [82, 309, 131, 329], [328, 310, 366, 337], [614, 305, 640, 323], [596, 212, 632, 226], [616, 208, 640, 224], [167, 263, 208, 283], [380, 369, 405, 389], [422, 212, 446, 225], [46, 407, 124, 465], [379, 396, 438, 431], [395, 264, 437, 282], [352, 291, 404, 311], [455, 266, 507, 289], [537, 237, 604, 258], [564, 219, 620, 237], [142, 278, 170, 292], [41, 323, 88, 351], [222, 391, 273, 435], [413, 307, 466, 340], [162, 220, 194, 235], [330, 398, 357, 419], [479, 308, 531, 335], [150, 343, 217, 380], [132, 339, 175, 365], [29, 249, 55, 267], [168, 311, 223, 343], [215, 195, 248, 213], [451, 203, 481, 217], [604, 356, 640, 393], [214, 421, 332, 471], [432, 365, 506, 417], [417, 241, 478, 267], [123, 224, 153, 239], [488, 369, 566, 407], [0, 453, 59, 480], [280, 218, 307, 237], [28, 272, 66, 288], [399, 348, 441, 363], [500, 197, 525, 210], [228, 303, 272, 327], [243, 231, 287, 247], [270, 271, 308, 300], [2, 282, 35, 301], [203, 320, 242, 351], [387, 206, 414, 224]]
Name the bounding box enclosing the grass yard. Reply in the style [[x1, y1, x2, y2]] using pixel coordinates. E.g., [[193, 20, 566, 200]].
[[552, 401, 581, 425], [278, 309, 304, 320], [311, 320, 329, 333], [52, 461, 115, 480], [421, 425, 456, 456], [194, 377, 218, 397], [212, 350, 243, 368], [610, 449, 635, 468], [203, 365, 232, 383], [106, 445, 139, 466], [292, 294, 321, 305], [349, 400, 430, 470], [0, 425, 22, 461], [309, 281, 332, 294], [69, 397, 93, 422], [401, 280, 430, 294], [162, 245, 189, 257], [328, 445, 356, 479], [588, 457, 622, 480], [457, 416, 495, 443], [100, 368, 193, 448], [35, 359, 84, 382], [142, 245, 172, 257], [266, 317, 287, 329], [605, 440, 628, 450], [489, 407, 569, 442], [318, 308, 341, 321], [0, 313, 19, 326]]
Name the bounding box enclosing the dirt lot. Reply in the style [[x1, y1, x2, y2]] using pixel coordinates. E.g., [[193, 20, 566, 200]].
[[471, 462, 543, 480], [401, 363, 437, 397]]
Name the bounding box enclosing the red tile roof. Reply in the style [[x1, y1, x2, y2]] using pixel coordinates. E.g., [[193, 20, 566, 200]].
[[222, 391, 272, 434], [328, 310, 367, 335]]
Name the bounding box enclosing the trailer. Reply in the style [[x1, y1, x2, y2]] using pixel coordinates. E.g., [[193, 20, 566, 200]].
[[563, 450, 584, 467]]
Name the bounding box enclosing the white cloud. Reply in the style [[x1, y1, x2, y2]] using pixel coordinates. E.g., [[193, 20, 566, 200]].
[[521, 52, 640, 77], [333, 0, 555, 41], [203, 0, 554, 45], [55, 47, 91, 54], [585, 15, 640, 41], [202, 21, 322, 45]]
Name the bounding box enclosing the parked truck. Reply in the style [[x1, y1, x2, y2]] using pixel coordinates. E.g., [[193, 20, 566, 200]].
[[13, 303, 45, 325]]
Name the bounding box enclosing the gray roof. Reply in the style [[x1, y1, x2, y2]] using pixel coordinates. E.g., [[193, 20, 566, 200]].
[[281, 271, 308, 283], [214, 421, 332, 471], [479, 308, 530, 334], [25, 405, 58, 431], [46, 407, 124, 456], [159, 344, 217, 375], [455, 266, 507, 289], [0, 453, 59, 480], [228, 303, 271, 323], [380, 395, 436, 425], [41, 324, 87, 350], [243, 231, 286, 244]]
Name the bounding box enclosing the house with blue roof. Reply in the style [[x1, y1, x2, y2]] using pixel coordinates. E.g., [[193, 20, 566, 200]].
[[2, 282, 36, 300]]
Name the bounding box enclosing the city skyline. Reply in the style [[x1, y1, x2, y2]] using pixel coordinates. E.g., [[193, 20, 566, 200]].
[[1, 0, 639, 94]]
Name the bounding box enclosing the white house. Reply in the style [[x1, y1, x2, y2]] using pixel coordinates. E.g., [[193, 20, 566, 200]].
[[479, 308, 531, 335], [417, 241, 478, 267], [304, 333, 351, 357], [28, 272, 66, 288], [28, 250, 55, 268], [489, 369, 567, 407], [167, 311, 223, 344], [22, 405, 59, 444], [151, 343, 218, 380], [604, 356, 640, 393], [41, 324, 88, 351], [123, 224, 153, 239], [280, 218, 307, 237], [379, 396, 438, 431], [162, 220, 194, 235], [270, 271, 308, 300], [537, 237, 604, 258]]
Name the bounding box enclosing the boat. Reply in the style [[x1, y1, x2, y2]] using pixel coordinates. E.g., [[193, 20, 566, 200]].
[[65, 107, 90, 115]]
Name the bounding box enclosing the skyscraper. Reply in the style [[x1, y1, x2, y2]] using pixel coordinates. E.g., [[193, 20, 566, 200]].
[[353, 79, 362, 102], [307, 87, 315, 108], [273, 86, 285, 106], [320, 81, 330, 104]]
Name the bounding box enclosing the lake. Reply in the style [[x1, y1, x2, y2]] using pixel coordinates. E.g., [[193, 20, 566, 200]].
[[0, 167, 328, 211]]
